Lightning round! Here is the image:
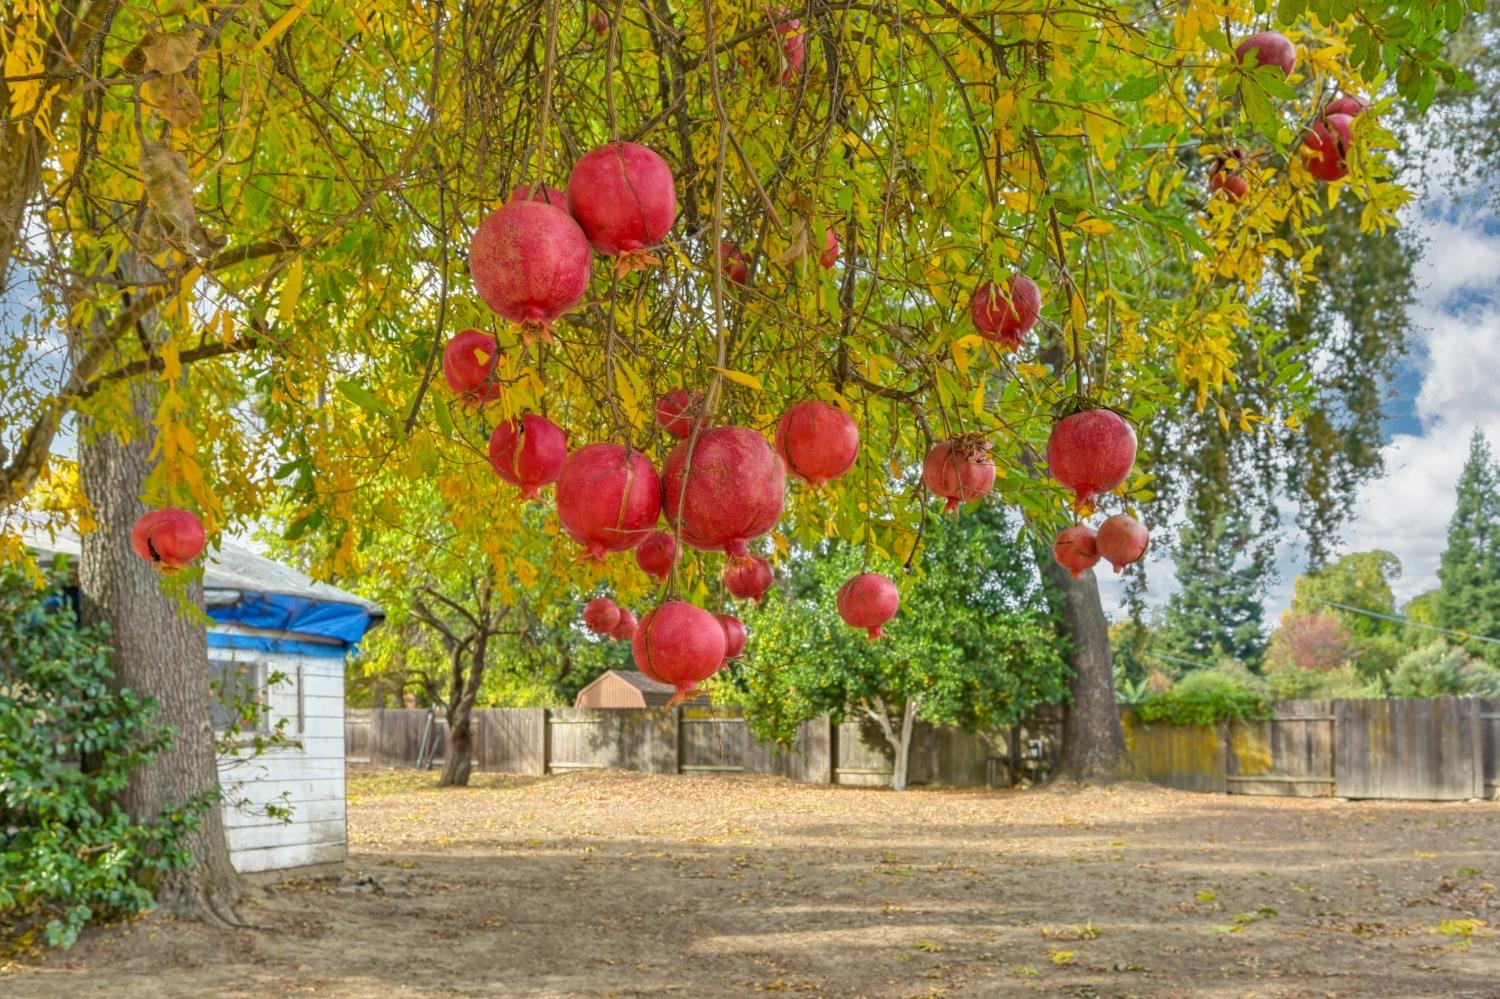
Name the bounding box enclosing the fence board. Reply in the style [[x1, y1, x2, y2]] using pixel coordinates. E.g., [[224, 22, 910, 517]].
[[1483, 699, 1499, 800], [1121, 710, 1226, 793], [834, 718, 893, 786], [475, 708, 546, 774], [1335, 698, 1480, 800], [1226, 699, 1335, 797]]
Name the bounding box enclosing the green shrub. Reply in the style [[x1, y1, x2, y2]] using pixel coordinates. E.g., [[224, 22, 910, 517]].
[[1388, 640, 1500, 698], [0, 563, 198, 952], [1266, 666, 1381, 700], [1136, 667, 1269, 726]]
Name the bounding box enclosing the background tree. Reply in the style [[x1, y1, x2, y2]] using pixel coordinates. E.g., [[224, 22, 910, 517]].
[[1264, 611, 1356, 675], [1157, 512, 1268, 669], [1434, 431, 1500, 663]]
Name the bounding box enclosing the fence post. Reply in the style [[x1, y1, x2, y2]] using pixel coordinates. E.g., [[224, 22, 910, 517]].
[[1471, 698, 1485, 800], [542, 708, 552, 775]]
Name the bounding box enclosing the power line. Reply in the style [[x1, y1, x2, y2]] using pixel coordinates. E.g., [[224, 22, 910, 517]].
[[1306, 596, 1500, 647]]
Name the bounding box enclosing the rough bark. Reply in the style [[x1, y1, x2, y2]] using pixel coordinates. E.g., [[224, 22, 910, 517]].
[[1041, 558, 1133, 783], [869, 695, 920, 791]]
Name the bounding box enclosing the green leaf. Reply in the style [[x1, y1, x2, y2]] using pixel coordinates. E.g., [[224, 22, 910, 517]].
[[1275, 0, 1305, 25], [337, 379, 390, 416], [1112, 76, 1160, 101]]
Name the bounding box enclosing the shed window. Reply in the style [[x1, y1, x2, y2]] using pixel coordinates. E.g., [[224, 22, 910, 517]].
[[210, 658, 276, 735]]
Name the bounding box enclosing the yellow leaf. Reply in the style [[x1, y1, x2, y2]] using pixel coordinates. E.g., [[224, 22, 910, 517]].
[[255, 0, 313, 52], [277, 258, 303, 326], [1075, 216, 1115, 236], [160, 340, 182, 381], [712, 367, 763, 391]]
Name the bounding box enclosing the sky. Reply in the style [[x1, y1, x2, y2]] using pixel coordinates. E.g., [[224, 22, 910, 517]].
[[1097, 163, 1500, 627]]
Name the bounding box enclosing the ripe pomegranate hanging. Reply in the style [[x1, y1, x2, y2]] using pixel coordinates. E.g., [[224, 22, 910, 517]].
[[567, 142, 677, 266], [633, 600, 727, 705], [775, 401, 859, 487], [555, 443, 663, 559], [970, 274, 1041, 349], [1046, 409, 1137, 512], [717, 613, 747, 660], [442, 329, 501, 403], [488, 414, 568, 500], [1324, 95, 1368, 118], [1095, 514, 1150, 572], [837, 573, 899, 640], [611, 608, 638, 641], [509, 184, 571, 215], [662, 426, 786, 556], [654, 390, 699, 439], [819, 228, 840, 268], [723, 554, 774, 603], [1052, 525, 1100, 579], [1234, 31, 1296, 77], [922, 434, 996, 512], [131, 508, 205, 574], [772, 16, 805, 85], [469, 200, 592, 338], [719, 242, 750, 286], [1209, 145, 1249, 203], [583, 597, 621, 634], [589, 9, 609, 35], [1304, 113, 1354, 182], [635, 531, 679, 583]]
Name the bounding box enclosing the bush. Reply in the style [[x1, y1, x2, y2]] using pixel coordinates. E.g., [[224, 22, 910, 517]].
[[1388, 640, 1500, 698], [1266, 666, 1381, 700], [0, 563, 196, 951], [1136, 666, 1269, 726]]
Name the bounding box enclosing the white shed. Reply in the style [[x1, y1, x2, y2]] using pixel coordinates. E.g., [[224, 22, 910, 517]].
[[27, 531, 382, 874]]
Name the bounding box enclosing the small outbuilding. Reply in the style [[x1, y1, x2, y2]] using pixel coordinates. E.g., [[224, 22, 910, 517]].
[[27, 530, 382, 874], [573, 669, 708, 709]]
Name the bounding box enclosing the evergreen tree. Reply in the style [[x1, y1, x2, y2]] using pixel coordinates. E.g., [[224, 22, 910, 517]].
[[1434, 431, 1500, 663], [1157, 512, 1268, 669]]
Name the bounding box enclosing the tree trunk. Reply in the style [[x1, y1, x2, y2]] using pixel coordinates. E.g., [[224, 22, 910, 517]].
[[870, 695, 919, 791], [1041, 559, 1132, 783], [440, 699, 475, 786]]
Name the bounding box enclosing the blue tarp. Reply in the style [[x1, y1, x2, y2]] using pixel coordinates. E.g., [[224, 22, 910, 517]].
[[206, 591, 377, 646], [207, 631, 352, 659]]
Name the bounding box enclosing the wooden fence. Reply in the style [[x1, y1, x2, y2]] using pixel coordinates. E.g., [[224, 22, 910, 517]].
[[347, 697, 1500, 800]]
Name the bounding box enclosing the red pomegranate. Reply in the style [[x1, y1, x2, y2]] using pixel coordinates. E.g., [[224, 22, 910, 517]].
[[469, 200, 592, 330], [1052, 525, 1100, 579], [819, 228, 840, 268], [1304, 113, 1353, 182], [635, 530, 679, 583], [719, 242, 750, 285], [723, 554, 774, 603], [773, 17, 805, 85], [837, 572, 899, 640], [1234, 31, 1296, 77], [775, 401, 859, 487], [611, 608, 638, 641], [131, 508, 206, 573], [970, 274, 1041, 348], [1210, 168, 1249, 203], [1324, 95, 1368, 118], [922, 434, 996, 512], [654, 390, 699, 439], [583, 597, 621, 634], [717, 613, 747, 660], [488, 413, 568, 500], [567, 142, 677, 258], [662, 426, 786, 556], [632, 600, 727, 704], [1095, 514, 1149, 572], [509, 184, 571, 215], [589, 9, 609, 35], [442, 329, 501, 403], [1046, 409, 1137, 512], [555, 443, 663, 559]]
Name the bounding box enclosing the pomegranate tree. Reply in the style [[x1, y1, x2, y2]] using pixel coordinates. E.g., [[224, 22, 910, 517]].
[[723, 554, 774, 603], [661, 426, 786, 556], [635, 530, 679, 583], [1234, 31, 1296, 77], [922, 434, 996, 512], [970, 274, 1041, 348], [837, 572, 899, 640], [508, 183, 571, 214], [567, 142, 677, 262], [1046, 408, 1137, 511], [583, 597, 621, 634], [555, 443, 662, 559], [469, 200, 592, 334], [717, 613, 747, 660], [1095, 514, 1150, 572], [131, 508, 205, 573], [442, 329, 501, 403], [1304, 113, 1354, 182], [775, 401, 859, 487], [654, 390, 699, 439], [610, 608, 638, 641], [632, 600, 727, 705], [487, 413, 568, 500], [1052, 525, 1100, 579]]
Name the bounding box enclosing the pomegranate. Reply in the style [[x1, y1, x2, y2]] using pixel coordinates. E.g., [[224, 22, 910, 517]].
[[632, 600, 727, 705], [555, 443, 663, 559], [773, 17, 805, 85], [1324, 95, 1368, 118], [635, 530, 679, 583], [719, 242, 750, 285], [567, 142, 677, 259], [717, 613, 747, 660], [611, 608, 638, 641], [1304, 113, 1353, 182], [970, 274, 1041, 348], [131, 508, 205, 573], [1046, 409, 1137, 512], [469, 200, 592, 332], [1095, 513, 1149, 572], [442, 329, 501, 403], [1052, 525, 1100, 579], [723, 554, 774, 603], [654, 389, 699, 439], [661, 426, 786, 556], [836, 572, 899, 640], [819, 227, 840, 268], [922, 434, 996, 512], [508, 184, 571, 215], [775, 401, 859, 487], [589, 9, 609, 35], [1210, 168, 1249, 203], [1234, 31, 1295, 77], [488, 413, 568, 500], [583, 596, 621, 634]]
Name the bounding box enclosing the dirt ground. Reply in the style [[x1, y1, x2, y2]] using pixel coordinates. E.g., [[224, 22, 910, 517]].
[[5, 769, 1498, 998]]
